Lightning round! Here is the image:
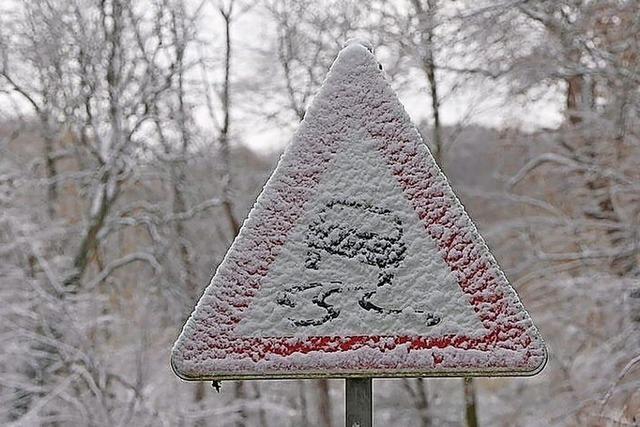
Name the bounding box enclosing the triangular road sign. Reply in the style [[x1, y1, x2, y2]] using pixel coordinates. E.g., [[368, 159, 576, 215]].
[[171, 41, 547, 380]]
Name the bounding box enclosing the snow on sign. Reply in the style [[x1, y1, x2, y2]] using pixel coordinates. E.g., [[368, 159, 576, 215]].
[[171, 41, 547, 380]]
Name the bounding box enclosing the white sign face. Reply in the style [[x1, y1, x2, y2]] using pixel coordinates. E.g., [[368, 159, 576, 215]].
[[171, 42, 547, 381], [235, 138, 486, 339]]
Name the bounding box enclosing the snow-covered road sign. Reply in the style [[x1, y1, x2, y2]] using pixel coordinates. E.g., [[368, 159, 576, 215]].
[[171, 41, 547, 381]]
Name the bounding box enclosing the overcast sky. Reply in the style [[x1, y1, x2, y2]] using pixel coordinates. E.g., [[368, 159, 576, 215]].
[[0, 1, 565, 155], [198, 4, 565, 154]]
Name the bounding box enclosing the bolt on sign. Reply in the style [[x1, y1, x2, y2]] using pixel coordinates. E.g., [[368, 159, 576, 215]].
[[171, 41, 547, 382]]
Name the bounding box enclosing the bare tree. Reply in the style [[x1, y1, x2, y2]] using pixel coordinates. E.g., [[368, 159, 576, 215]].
[[1, 0, 639, 425]]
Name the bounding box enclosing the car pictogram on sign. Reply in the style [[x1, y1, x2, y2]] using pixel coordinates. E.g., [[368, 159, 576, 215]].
[[276, 199, 441, 327]]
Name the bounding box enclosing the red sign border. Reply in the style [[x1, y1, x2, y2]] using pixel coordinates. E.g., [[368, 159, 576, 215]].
[[172, 45, 547, 380]]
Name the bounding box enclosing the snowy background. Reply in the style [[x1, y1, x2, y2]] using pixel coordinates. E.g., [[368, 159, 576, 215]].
[[0, 0, 638, 426]]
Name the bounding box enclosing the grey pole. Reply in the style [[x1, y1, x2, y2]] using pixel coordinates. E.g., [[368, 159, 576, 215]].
[[345, 378, 372, 427]]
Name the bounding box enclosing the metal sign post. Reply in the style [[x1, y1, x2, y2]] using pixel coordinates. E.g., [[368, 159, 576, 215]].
[[346, 378, 372, 427]]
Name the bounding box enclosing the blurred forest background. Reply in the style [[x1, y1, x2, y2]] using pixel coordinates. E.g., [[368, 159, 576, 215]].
[[1, 0, 639, 426]]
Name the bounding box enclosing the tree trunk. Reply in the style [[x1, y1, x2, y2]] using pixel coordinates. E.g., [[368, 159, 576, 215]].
[[219, 5, 240, 238], [402, 378, 431, 427], [63, 179, 116, 289], [415, 378, 431, 427], [566, 74, 583, 125], [297, 381, 309, 426], [194, 382, 207, 427], [42, 130, 57, 219], [317, 379, 333, 427], [423, 40, 442, 166], [173, 14, 198, 300], [234, 381, 247, 427], [253, 382, 268, 427], [464, 377, 479, 427]]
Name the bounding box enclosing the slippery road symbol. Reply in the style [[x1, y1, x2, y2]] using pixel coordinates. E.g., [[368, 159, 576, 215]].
[[276, 200, 441, 327]]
